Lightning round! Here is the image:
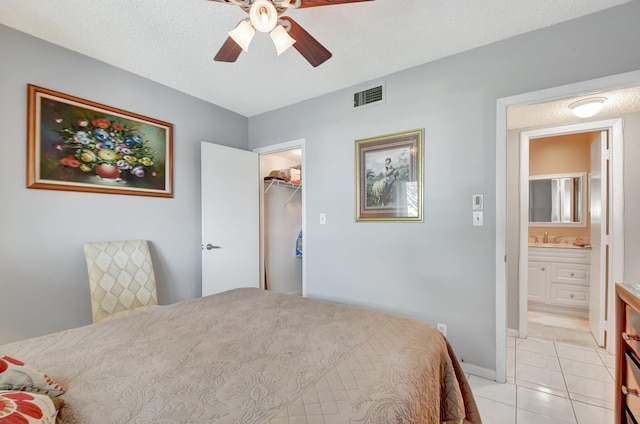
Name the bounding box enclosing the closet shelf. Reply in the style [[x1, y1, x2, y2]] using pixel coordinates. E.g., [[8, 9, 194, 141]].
[[264, 179, 302, 207], [264, 179, 301, 192]]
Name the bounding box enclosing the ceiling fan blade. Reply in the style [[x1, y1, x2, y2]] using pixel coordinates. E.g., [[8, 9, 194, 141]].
[[280, 17, 331, 67], [297, 0, 374, 8], [214, 37, 243, 62]]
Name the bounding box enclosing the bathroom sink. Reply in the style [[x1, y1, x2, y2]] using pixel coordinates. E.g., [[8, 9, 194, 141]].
[[528, 243, 557, 248]]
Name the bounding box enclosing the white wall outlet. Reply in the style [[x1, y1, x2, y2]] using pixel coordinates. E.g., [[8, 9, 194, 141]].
[[437, 323, 447, 337], [473, 211, 483, 226], [319, 213, 326, 225]]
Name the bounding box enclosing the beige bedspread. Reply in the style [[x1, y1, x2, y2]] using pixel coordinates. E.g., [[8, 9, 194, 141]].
[[1, 288, 481, 423]]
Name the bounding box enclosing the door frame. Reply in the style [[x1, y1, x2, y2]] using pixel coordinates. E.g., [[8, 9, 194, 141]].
[[495, 69, 640, 383], [517, 120, 623, 353], [253, 139, 307, 297]]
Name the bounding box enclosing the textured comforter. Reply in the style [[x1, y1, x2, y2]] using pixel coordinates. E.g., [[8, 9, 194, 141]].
[[1, 288, 481, 423]]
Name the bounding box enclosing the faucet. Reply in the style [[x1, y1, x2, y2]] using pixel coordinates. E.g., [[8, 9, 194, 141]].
[[544, 232, 548, 243]]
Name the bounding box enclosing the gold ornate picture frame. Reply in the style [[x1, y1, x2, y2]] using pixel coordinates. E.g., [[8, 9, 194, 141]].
[[27, 84, 173, 197], [355, 128, 424, 222]]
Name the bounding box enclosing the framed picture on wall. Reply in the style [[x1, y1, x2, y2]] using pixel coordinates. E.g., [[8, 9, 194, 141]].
[[27, 84, 174, 197], [355, 128, 424, 222]]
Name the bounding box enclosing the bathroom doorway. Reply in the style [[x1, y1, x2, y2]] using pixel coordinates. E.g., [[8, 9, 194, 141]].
[[516, 119, 624, 355], [495, 72, 640, 383]]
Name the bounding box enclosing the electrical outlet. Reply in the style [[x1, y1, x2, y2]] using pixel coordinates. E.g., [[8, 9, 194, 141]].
[[437, 323, 447, 337], [473, 211, 483, 226]]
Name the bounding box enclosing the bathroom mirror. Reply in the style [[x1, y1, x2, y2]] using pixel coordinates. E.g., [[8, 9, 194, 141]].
[[529, 172, 586, 227]]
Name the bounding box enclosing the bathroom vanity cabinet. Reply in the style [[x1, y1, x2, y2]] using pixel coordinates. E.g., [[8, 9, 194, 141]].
[[528, 247, 591, 316]]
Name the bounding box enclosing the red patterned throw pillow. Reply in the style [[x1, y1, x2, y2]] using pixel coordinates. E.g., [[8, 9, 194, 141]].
[[0, 356, 65, 397], [0, 390, 58, 423]]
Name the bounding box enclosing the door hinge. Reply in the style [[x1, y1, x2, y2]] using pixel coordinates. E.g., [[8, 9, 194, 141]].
[[604, 149, 611, 161], [604, 235, 610, 245]]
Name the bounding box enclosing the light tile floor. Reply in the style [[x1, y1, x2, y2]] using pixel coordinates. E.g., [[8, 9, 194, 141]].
[[468, 311, 615, 423]]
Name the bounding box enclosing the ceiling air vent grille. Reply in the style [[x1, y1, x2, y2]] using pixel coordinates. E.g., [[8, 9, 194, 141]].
[[353, 85, 384, 108]]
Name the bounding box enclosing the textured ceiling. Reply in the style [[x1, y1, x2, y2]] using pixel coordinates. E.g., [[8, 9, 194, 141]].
[[0, 0, 633, 117], [508, 86, 640, 129]]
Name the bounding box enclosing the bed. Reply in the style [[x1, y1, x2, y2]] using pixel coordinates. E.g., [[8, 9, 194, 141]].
[[0, 288, 481, 423]]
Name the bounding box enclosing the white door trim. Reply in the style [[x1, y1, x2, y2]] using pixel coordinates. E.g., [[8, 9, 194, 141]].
[[518, 132, 530, 340], [253, 139, 307, 297], [496, 69, 640, 382]]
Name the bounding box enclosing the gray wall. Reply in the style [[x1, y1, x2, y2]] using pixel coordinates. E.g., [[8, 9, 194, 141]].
[[0, 24, 248, 344], [506, 129, 521, 330], [624, 113, 640, 281], [248, 2, 640, 371]]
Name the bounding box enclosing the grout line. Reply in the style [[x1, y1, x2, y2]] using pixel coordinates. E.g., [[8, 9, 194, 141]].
[[554, 340, 580, 424], [522, 314, 606, 423]]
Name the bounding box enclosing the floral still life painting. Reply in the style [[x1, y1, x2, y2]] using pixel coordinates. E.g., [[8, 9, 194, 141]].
[[355, 129, 423, 222], [27, 85, 173, 197]]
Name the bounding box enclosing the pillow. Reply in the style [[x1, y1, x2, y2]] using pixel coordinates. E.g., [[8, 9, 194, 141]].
[[0, 355, 65, 396], [0, 390, 58, 423]]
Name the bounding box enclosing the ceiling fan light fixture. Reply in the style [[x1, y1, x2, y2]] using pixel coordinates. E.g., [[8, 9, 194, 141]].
[[228, 20, 255, 52], [250, 0, 278, 33], [270, 25, 296, 55], [569, 97, 607, 118]]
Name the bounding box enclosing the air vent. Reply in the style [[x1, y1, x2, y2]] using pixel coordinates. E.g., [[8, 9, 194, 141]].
[[353, 84, 384, 108]]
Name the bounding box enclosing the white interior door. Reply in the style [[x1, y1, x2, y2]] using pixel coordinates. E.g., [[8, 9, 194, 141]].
[[589, 131, 608, 347], [201, 142, 260, 296]]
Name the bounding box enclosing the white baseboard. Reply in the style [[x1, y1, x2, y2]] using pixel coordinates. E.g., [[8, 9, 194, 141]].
[[460, 362, 496, 381], [507, 328, 519, 337]]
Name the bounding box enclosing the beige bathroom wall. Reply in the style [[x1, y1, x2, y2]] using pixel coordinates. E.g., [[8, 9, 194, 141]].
[[528, 132, 596, 240], [530, 132, 593, 174]]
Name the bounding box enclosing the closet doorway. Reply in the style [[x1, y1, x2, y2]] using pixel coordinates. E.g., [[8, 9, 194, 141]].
[[200, 140, 306, 297], [255, 140, 306, 296]]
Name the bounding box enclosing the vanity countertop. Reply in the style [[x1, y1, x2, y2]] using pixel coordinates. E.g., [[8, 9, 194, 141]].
[[528, 242, 591, 250]]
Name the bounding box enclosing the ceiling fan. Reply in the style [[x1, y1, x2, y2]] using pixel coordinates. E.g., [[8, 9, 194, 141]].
[[208, 0, 374, 67]]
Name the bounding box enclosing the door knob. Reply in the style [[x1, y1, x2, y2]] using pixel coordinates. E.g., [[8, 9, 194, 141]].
[[205, 244, 221, 250]]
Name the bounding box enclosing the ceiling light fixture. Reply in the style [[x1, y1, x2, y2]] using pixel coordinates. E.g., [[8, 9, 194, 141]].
[[250, 0, 278, 32], [270, 25, 296, 55], [209, 0, 375, 67], [569, 97, 607, 118], [228, 20, 255, 52]]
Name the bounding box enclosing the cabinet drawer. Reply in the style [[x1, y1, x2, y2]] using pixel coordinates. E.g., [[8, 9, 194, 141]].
[[551, 263, 589, 285], [550, 284, 588, 308], [625, 349, 640, 420], [626, 305, 640, 358]]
